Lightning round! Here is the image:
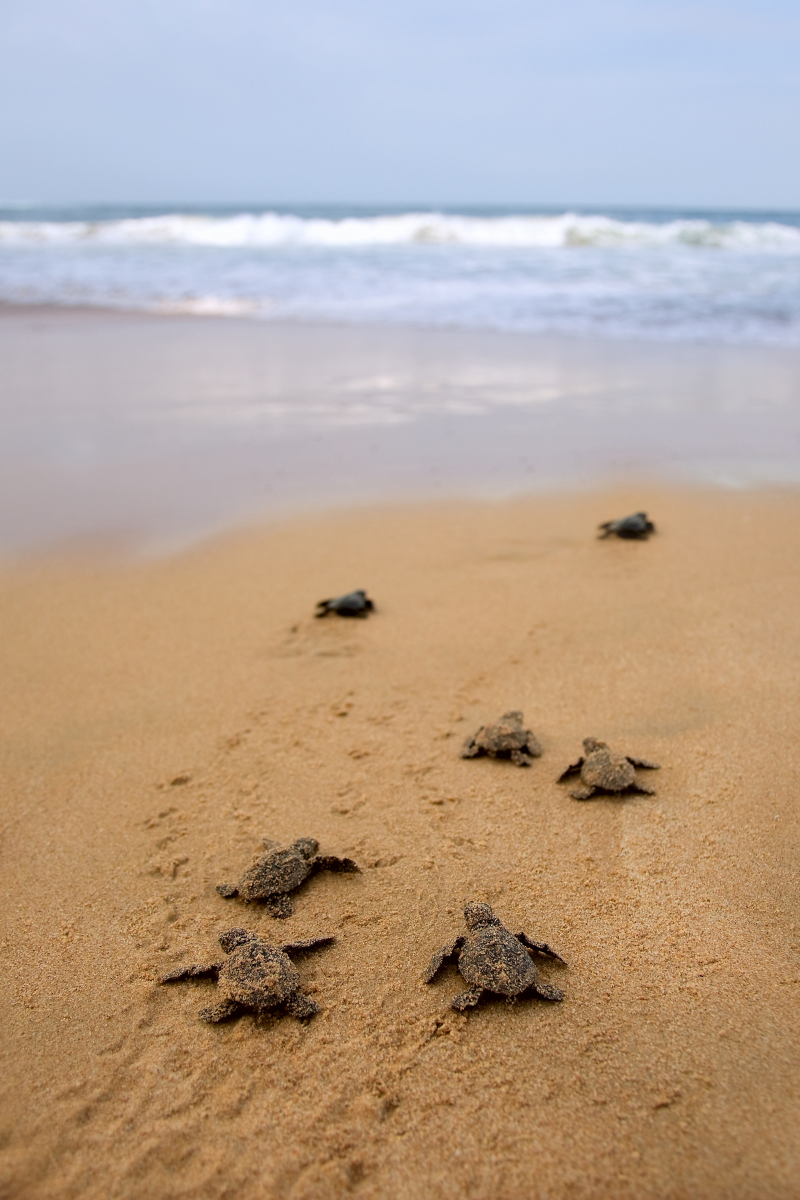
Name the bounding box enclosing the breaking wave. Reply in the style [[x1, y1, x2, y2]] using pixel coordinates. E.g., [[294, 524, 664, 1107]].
[[2, 210, 800, 251]]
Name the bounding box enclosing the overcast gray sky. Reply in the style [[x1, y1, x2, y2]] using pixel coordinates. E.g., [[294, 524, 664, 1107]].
[[1, 0, 798, 208]]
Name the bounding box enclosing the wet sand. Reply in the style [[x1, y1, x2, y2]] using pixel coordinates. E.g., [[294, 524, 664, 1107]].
[[2, 304, 800, 555], [2, 486, 799, 1199]]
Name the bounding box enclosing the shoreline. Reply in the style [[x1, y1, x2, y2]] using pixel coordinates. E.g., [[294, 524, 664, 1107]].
[[2, 484, 799, 1198], [2, 304, 800, 559]]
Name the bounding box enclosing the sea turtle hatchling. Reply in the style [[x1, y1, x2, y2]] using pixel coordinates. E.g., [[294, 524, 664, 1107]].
[[161, 928, 333, 1023], [216, 837, 360, 917], [558, 737, 660, 800], [424, 902, 566, 1011], [460, 711, 542, 767], [315, 589, 374, 617], [598, 511, 656, 539]]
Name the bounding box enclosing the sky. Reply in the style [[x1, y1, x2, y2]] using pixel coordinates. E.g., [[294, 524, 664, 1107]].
[[0, 0, 798, 208]]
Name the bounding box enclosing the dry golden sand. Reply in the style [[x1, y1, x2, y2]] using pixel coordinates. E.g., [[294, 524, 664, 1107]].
[[1, 486, 799, 1199]]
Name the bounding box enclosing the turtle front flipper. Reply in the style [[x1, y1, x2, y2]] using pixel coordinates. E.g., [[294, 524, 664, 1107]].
[[531, 981, 564, 1002], [557, 757, 584, 781], [510, 749, 533, 767], [451, 987, 483, 1010], [284, 992, 320, 1021], [516, 933, 567, 965], [161, 961, 222, 983], [570, 785, 596, 801], [626, 756, 660, 770], [524, 732, 543, 759], [280, 935, 335, 955], [311, 855, 361, 875], [423, 936, 465, 983], [216, 883, 239, 899], [199, 998, 242, 1023], [265, 893, 293, 919], [460, 733, 483, 759], [629, 780, 656, 795]]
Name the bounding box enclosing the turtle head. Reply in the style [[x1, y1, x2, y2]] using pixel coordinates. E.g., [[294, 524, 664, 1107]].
[[219, 928, 258, 953], [464, 902, 500, 931], [582, 737, 607, 754], [293, 837, 319, 860]]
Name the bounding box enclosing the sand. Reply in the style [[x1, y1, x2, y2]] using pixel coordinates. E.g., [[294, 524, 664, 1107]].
[[1, 486, 800, 1199]]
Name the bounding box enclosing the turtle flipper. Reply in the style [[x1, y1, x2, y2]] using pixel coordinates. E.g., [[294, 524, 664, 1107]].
[[516, 933, 567, 965], [531, 981, 564, 1002], [199, 999, 242, 1023], [451, 987, 483, 1010], [311, 855, 361, 875], [558, 757, 584, 781], [280, 935, 335, 955], [626, 756, 660, 770], [524, 732, 543, 759], [265, 893, 293, 918], [629, 780, 656, 795], [284, 992, 320, 1021], [597, 522, 614, 538], [570, 785, 596, 801], [460, 734, 483, 759], [423, 936, 465, 983], [216, 883, 239, 899], [161, 961, 222, 983], [510, 749, 533, 767]]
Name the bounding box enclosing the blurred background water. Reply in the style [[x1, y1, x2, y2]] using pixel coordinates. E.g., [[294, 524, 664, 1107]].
[[2, 204, 800, 345]]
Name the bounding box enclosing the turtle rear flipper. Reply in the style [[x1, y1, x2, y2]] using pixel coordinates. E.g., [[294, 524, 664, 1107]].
[[199, 999, 242, 1023], [531, 981, 564, 1002], [570, 785, 596, 801], [630, 781, 656, 795], [265, 893, 293, 919], [451, 987, 483, 1010], [283, 992, 320, 1021], [216, 883, 239, 899]]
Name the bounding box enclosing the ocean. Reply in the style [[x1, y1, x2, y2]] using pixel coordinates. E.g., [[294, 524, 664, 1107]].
[[2, 204, 800, 345]]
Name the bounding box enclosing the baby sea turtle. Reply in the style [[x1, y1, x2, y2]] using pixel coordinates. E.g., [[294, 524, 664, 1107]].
[[216, 837, 360, 917], [161, 928, 333, 1023], [316, 590, 374, 617], [460, 711, 542, 767], [598, 511, 655, 539], [558, 737, 660, 800], [424, 902, 566, 1010]]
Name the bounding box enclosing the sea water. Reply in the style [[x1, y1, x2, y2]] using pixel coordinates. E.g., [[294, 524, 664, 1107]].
[[1, 204, 800, 345]]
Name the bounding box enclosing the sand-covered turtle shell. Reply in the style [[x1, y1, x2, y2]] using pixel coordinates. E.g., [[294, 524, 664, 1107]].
[[461, 711, 542, 766], [581, 744, 637, 791], [238, 846, 315, 901], [217, 939, 300, 1010], [458, 924, 540, 997]]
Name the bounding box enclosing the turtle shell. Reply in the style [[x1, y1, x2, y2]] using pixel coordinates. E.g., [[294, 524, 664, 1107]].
[[218, 941, 299, 1009], [474, 713, 531, 754], [458, 926, 539, 996], [582, 747, 636, 792], [238, 847, 312, 901]]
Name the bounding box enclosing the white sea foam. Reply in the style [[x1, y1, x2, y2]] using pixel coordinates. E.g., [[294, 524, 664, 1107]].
[[2, 211, 800, 250]]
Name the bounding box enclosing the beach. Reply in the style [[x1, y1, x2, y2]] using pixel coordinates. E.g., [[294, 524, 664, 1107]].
[[2, 478, 800, 1199]]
